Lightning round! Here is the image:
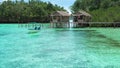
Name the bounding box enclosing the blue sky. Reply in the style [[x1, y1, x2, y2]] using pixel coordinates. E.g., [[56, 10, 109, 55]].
[[0, 0, 75, 13], [42, 0, 75, 13]]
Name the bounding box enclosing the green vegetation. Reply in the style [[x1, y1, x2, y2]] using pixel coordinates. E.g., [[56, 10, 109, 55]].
[[0, 0, 65, 23], [71, 0, 120, 22]]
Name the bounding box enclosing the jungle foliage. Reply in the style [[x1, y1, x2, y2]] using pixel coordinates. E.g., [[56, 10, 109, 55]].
[[0, 0, 65, 23], [71, 0, 120, 22]]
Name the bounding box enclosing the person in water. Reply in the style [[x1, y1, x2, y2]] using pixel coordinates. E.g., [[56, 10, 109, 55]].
[[34, 27, 37, 30], [34, 26, 41, 30], [38, 27, 41, 30]]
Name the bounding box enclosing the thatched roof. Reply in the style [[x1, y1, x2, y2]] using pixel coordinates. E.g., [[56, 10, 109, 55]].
[[51, 11, 70, 16], [73, 10, 91, 17]]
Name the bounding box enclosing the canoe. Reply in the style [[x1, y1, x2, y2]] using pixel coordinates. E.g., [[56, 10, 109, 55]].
[[28, 30, 40, 34], [28, 27, 41, 34]]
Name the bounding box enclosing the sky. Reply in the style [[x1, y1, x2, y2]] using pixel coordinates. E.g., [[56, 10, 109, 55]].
[[42, 0, 75, 13], [0, 0, 76, 13]]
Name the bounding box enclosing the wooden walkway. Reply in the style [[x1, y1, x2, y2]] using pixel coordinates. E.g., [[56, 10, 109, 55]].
[[18, 23, 43, 28], [51, 22, 120, 28]]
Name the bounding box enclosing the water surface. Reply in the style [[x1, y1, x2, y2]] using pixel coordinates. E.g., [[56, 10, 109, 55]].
[[0, 24, 120, 68]]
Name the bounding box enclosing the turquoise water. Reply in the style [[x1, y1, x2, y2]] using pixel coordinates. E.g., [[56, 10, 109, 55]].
[[0, 24, 120, 68]]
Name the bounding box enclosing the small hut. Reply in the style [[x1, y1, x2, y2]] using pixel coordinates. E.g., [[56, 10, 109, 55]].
[[73, 10, 91, 23], [72, 10, 92, 27], [50, 11, 70, 28]]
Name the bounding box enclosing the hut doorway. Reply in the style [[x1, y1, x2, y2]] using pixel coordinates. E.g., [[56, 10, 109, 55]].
[[79, 16, 83, 20]]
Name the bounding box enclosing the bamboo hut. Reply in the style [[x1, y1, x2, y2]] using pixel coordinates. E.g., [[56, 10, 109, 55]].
[[50, 11, 70, 28], [73, 10, 91, 23], [72, 10, 91, 27]]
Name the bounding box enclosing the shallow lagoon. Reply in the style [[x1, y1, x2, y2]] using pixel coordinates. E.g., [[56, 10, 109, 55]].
[[0, 24, 120, 68]]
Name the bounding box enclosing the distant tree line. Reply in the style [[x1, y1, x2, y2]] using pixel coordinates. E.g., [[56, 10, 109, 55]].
[[71, 0, 120, 22], [0, 0, 65, 23]]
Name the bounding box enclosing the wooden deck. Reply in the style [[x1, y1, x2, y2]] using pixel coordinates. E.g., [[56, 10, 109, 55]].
[[51, 22, 120, 28]]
